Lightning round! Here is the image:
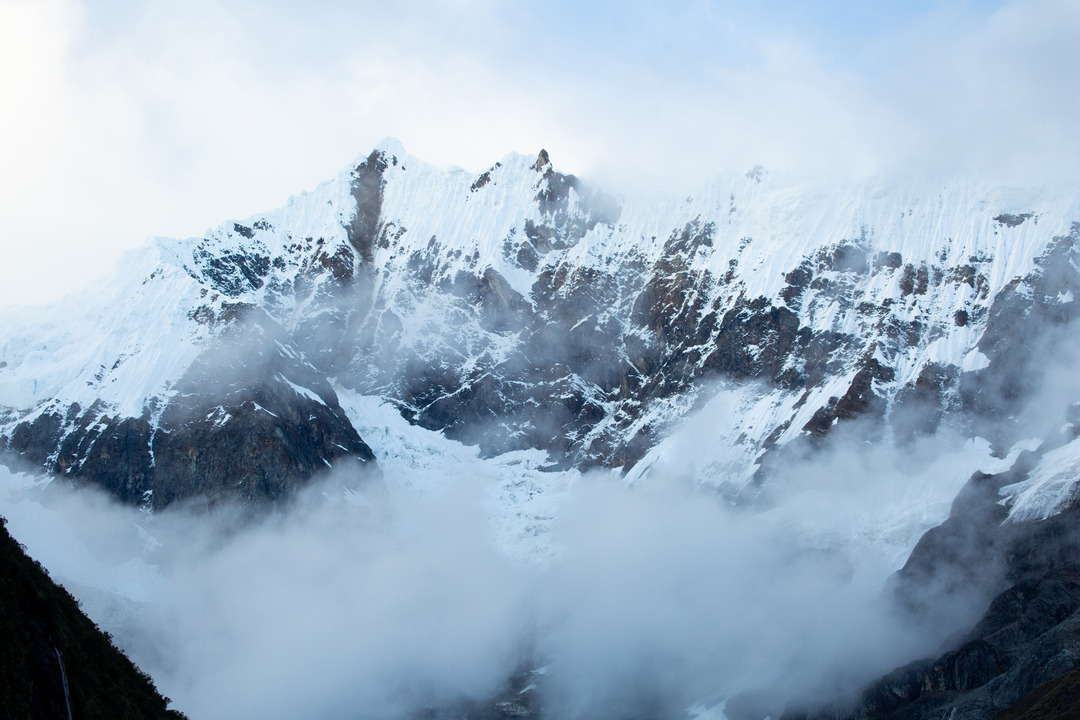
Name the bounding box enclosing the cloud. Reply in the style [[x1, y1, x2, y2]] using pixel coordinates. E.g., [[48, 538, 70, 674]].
[[1, 468, 532, 720], [0, 0, 1077, 308], [869, 0, 1080, 182], [0, 414, 1011, 719]]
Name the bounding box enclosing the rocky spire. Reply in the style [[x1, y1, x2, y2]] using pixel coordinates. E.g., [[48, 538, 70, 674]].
[[532, 149, 550, 171]]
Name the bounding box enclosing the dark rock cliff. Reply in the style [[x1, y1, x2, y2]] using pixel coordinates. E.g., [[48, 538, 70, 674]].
[[785, 446, 1080, 720], [2, 308, 377, 510]]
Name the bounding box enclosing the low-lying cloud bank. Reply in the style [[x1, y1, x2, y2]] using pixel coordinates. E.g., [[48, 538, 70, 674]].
[[0, 418, 1017, 720]]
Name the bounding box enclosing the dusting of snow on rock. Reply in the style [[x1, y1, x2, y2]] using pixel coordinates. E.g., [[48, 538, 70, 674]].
[[1001, 436, 1080, 522]]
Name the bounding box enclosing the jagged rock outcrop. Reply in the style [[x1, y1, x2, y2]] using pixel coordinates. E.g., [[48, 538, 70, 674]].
[[148, 308, 376, 508]]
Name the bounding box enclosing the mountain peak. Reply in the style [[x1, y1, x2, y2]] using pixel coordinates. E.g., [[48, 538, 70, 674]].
[[533, 149, 550, 172], [372, 136, 408, 160]]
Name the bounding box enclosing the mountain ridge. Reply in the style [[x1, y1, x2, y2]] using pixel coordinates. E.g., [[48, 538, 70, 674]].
[[2, 141, 1078, 506]]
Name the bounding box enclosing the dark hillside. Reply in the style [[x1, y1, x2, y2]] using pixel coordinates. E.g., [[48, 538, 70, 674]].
[[0, 516, 184, 720]]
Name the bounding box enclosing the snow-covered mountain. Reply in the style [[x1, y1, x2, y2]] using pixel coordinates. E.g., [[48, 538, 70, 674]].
[[2, 139, 1078, 508], [4, 140, 1080, 719]]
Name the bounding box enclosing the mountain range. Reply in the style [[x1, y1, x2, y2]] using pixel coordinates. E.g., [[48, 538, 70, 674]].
[[3, 140, 1080, 719]]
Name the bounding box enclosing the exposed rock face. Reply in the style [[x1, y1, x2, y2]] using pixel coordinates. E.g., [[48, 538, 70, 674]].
[[786, 444, 1080, 720], [0, 516, 185, 719], [993, 665, 1080, 720], [3, 309, 375, 510], [346, 149, 389, 265], [729, 227, 1080, 719], [147, 309, 376, 509], [4, 411, 64, 469], [961, 228, 1080, 450]]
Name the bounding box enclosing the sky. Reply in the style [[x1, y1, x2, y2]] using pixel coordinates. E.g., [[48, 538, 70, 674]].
[[1, 0, 1078, 308]]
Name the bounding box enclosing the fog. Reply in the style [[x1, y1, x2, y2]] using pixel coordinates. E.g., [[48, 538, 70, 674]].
[[0, 410, 1018, 719], [532, 473, 939, 719]]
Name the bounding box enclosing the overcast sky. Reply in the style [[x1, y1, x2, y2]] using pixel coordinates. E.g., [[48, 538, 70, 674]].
[[1, 0, 1077, 308]]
